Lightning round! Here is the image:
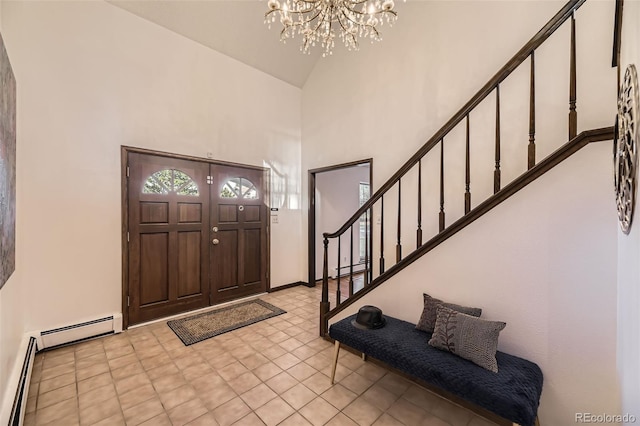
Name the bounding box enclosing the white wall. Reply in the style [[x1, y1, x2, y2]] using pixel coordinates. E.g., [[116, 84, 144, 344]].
[[0, 0, 303, 341], [0, 0, 32, 418], [0, 278, 26, 426], [302, 0, 620, 423], [315, 165, 370, 280], [330, 142, 619, 425], [0, 216, 28, 420], [302, 0, 616, 278], [0, 0, 625, 421], [617, 0, 640, 419]]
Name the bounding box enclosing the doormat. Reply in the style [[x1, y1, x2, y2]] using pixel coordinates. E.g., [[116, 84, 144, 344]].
[[167, 299, 286, 346]]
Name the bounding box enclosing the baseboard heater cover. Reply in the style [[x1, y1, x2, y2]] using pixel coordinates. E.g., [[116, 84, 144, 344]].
[[268, 281, 309, 292], [333, 263, 367, 278], [8, 337, 37, 426], [39, 314, 123, 350]]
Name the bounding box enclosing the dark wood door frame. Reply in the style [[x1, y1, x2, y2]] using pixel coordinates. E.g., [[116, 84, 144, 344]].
[[308, 159, 373, 289], [121, 146, 270, 329]]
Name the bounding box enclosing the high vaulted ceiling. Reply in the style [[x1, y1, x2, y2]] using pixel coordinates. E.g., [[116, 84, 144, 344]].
[[108, 0, 323, 88]]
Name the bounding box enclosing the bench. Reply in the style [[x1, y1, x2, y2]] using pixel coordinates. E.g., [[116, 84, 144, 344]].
[[329, 314, 543, 426]]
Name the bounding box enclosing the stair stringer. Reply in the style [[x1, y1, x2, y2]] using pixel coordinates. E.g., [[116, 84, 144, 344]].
[[328, 141, 619, 425]]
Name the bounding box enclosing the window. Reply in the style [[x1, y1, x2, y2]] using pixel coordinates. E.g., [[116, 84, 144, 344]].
[[220, 178, 259, 199], [359, 182, 370, 261], [142, 169, 199, 196]]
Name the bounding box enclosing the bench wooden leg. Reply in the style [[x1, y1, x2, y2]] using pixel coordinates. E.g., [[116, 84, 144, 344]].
[[512, 418, 539, 426], [331, 340, 340, 384]]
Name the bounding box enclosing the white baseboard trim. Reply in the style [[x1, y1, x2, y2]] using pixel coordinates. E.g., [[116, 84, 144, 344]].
[[128, 293, 268, 329], [0, 312, 124, 424], [0, 333, 38, 426]]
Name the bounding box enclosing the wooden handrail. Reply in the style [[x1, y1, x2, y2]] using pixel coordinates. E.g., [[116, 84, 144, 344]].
[[319, 0, 599, 337], [324, 0, 586, 240], [324, 127, 614, 323]]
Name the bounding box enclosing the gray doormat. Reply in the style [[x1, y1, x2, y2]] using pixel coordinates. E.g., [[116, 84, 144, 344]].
[[167, 299, 286, 346]]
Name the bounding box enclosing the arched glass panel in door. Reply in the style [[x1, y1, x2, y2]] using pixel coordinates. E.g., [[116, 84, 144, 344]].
[[142, 169, 199, 196], [220, 178, 258, 199]]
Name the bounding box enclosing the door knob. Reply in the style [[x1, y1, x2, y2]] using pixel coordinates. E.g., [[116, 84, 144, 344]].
[[212, 239, 220, 245], [212, 227, 218, 232]]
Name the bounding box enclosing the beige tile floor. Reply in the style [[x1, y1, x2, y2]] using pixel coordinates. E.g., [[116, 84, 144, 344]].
[[25, 285, 498, 426]]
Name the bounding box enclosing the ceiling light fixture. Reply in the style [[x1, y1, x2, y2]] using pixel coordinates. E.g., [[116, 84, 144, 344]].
[[265, 0, 398, 57]]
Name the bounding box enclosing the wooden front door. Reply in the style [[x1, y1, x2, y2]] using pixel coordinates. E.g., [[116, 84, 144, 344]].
[[125, 151, 269, 326], [127, 153, 210, 325], [210, 164, 268, 303]]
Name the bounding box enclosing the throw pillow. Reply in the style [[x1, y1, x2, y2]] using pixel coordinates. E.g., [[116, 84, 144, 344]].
[[428, 305, 506, 373], [415, 293, 482, 333]]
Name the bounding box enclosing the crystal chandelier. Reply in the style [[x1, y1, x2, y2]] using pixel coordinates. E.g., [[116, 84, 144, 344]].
[[264, 0, 398, 57]]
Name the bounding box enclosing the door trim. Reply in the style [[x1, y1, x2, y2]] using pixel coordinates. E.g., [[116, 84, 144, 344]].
[[123, 146, 267, 170], [308, 159, 373, 290], [121, 146, 270, 329]]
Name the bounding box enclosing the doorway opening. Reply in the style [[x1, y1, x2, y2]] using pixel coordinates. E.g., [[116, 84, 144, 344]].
[[308, 159, 372, 289]]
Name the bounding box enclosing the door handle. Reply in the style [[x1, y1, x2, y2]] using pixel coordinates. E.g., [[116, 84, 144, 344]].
[[212, 239, 220, 245], [212, 227, 218, 232]]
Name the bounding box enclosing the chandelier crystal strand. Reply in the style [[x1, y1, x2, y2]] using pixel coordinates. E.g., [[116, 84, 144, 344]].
[[265, 0, 398, 57]]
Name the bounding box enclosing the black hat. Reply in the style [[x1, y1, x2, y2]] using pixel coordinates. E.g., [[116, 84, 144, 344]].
[[351, 305, 386, 330]]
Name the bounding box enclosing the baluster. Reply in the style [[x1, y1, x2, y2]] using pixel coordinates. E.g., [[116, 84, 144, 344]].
[[336, 235, 341, 306], [396, 179, 402, 262], [614, 0, 623, 89], [364, 210, 369, 286], [368, 205, 373, 283], [495, 85, 501, 194], [320, 236, 329, 336], [569, 12, 577, 139], [349, 225, 354, 296], [417, 159, 423, 247], [439, 139, 445, 232], [528, 51, 536, 169], [465, 115, 471, 214], [380, 196, 385, 274]]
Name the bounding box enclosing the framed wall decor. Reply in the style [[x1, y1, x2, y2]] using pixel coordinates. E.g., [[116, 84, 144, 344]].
[[0, 31, 16, 290], [615, 64, 639, 235]]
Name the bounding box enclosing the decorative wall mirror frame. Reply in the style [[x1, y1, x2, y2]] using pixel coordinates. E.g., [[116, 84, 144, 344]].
[[615, 64, 639, 235]]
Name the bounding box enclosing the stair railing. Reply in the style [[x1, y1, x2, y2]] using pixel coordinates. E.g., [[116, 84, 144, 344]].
[[320, 0, 597, 336]]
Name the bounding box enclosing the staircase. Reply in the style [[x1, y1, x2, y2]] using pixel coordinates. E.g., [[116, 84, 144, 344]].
[[318, 0, 615, 336]]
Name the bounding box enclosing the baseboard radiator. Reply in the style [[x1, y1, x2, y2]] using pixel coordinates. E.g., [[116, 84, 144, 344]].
[[333, 263, 367, 279], [7, 337, 36, 426], [2, 314, 122, 425], [38, 314, 123, 350]]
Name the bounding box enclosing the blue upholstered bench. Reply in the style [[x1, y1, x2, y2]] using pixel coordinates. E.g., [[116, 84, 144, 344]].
[[329, 315, 543, 426]]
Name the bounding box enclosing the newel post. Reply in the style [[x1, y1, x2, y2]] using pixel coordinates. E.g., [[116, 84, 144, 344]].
[[320, 235, 330, 337]]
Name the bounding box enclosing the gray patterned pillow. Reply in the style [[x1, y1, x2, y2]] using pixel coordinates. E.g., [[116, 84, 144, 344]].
[[415, 293, 482, 333], [428, 305, 506, 373]]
